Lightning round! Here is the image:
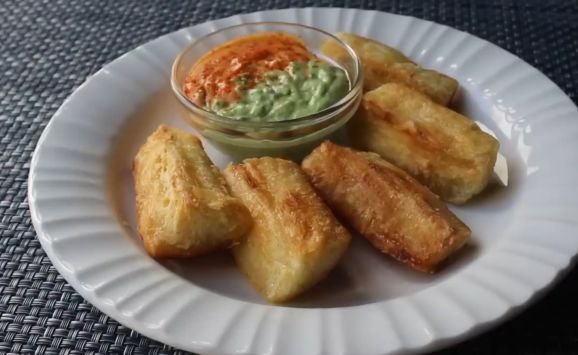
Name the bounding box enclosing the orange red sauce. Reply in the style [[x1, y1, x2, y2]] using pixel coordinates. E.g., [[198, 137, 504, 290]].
[[183, 33, 315, 107]]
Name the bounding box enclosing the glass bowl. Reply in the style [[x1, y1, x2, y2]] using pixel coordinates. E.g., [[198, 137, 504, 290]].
[[170, 22, 362, 161]]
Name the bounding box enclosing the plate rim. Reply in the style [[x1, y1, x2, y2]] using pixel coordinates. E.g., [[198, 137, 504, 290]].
[[28, 7, 578, 355]]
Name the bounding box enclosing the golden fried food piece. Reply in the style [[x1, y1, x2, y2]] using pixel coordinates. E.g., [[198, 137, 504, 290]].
[[224, 157, 350, 303], [302, 141, 471, 273], [133, 125, 252, 258], [321, 32, 458, 105], [349, 83, 500, 204]]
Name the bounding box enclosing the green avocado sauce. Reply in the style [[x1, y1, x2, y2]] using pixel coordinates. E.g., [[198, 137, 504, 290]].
[[208, 60, 349, 121]]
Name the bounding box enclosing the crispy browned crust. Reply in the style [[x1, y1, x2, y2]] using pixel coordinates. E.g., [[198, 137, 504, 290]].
[[224, 157, 351, 303], [349, 82, 500, 204], [321, 32, 459, 105], [132, 125, 252, 258], [302, 141, 471, 272]]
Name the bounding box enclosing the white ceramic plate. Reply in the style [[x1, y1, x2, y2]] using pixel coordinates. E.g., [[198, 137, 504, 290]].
[[28, 7, 578, 355]]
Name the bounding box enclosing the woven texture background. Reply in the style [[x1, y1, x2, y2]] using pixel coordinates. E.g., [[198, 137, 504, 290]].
[[1, 0, 577, 354]]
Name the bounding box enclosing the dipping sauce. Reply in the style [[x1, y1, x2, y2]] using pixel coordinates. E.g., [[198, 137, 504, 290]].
[[183, 32, 349, 121]]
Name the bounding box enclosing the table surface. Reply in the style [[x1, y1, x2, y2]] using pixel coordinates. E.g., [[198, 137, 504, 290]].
[[1, 0, 577, 354]]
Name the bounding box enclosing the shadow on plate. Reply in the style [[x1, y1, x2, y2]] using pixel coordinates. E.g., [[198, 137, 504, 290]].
[[160, 234, 481, 308]]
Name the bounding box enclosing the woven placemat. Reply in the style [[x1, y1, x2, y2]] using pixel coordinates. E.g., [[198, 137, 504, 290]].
[[1, 0, 577, 354]]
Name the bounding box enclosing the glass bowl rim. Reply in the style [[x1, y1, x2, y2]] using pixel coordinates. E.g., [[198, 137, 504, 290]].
[[170, 21, 363, 129]]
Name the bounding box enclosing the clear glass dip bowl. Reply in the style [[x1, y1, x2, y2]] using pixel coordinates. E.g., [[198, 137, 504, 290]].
[[171, 22, 362, 161]]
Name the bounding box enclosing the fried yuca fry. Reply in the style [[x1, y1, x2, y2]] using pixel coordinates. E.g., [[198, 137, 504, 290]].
[[302, 141, 471, 273], [321, 32, 458, 105], [224, 157, 350, 303], [133, 125, 252, 258], [349, 83, 500, 204]]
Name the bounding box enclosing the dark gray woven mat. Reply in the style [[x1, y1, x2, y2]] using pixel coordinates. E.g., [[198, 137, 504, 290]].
[[1, 0, 577, 354]]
